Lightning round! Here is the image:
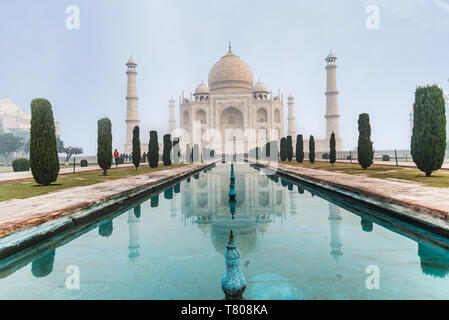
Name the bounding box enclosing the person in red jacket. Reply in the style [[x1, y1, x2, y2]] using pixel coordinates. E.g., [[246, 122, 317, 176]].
[[114, 149, 120, 167]]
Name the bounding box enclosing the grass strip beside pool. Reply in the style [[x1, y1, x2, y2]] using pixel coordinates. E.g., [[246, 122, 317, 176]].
[[0, 164, 186, 202], [279, 161, 449, 188]]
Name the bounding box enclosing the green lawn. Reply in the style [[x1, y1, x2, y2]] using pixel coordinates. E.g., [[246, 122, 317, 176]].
[[279, 161, 449, 188], [0, 164, 186, 202]]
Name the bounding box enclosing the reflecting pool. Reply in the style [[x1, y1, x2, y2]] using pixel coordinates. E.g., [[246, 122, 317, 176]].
[[1, 163, 449, 299]]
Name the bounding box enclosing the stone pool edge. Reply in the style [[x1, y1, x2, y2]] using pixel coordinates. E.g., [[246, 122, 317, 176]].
[[253, 161, 449, 237], [0, 162, 215, 259]]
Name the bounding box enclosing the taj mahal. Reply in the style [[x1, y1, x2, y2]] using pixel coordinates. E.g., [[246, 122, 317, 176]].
[[125, 44, 343, 155]]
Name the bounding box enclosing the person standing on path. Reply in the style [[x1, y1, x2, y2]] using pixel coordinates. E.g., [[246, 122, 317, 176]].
[[114, 149, 120, 167]]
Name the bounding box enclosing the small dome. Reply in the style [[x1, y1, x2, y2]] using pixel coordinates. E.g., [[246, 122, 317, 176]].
[[126, 56, 137, 66], [326, 50, 337, 60], [208, 50, 254, 92], [195, 82, 210, 95], [0, 98, 27, 117], [253, 80, 268, 93]]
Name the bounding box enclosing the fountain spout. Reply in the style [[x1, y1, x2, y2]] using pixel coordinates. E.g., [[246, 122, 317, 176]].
[[221, 230, 246, 300]]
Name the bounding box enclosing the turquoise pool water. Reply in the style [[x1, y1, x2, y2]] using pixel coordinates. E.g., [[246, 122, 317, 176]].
[[1, 163, 449, 300]]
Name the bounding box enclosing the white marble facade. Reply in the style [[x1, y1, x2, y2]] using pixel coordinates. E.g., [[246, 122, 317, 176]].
[[177, 47, 286, 155]]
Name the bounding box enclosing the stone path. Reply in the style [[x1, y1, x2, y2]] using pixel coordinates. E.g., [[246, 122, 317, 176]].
[[271, 162, 449, 222], [0, 163, 136, 183], [0, 163, 208, 240]]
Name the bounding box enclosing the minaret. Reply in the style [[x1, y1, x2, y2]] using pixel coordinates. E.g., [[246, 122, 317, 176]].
[[328, 203, 343, 263], [128, 209, 141, 263], [289, 190, 297, 215], [287, 94, 296, 146], [168, 97, 176, 134], [125, 56, 139, 154], [325, 50, 342, 150], [170, 192, 178, 218]]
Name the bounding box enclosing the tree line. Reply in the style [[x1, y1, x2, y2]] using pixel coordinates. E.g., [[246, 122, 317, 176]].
[[11, 84, 447, 186], [250, 85, 446, 177]]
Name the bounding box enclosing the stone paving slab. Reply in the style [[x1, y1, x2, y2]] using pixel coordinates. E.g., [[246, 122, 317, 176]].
[[0, 163, 209, 240], [261, 162, 449, 228]]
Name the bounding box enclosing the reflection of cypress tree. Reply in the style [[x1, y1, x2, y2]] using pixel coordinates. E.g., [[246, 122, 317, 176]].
[[297, 185, 304, 194], [361, 217, 373, 232], [174, 183, 181, 194], [281, 178, 288, 187], [164, 187, 173, 200], [186, 177, 191, 183], [418, 242, 449, 278], [288, 183, 293, 191], [99, 220, 113, 237], [273, 176, 279, 183], [194, 173, 200, 180], [134, 205, 141, 218], [151, 194, 159, 208], [31, 249, 55, 278]]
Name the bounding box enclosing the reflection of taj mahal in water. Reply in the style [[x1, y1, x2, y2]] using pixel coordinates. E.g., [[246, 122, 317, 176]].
[[180, 164, 286, 257]]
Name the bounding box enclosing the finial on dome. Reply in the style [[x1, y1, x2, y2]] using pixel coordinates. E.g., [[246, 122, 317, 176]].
[[228, 38, 232, 52]]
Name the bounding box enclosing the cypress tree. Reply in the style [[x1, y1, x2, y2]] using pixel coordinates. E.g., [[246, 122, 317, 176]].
[[97, 117, 112, 176], [163, 134, 172, 166], [148, 131, 159, 168], [296, 134, 304, 163], [287, 135, 293, 162], [330, 132, 336, 166], [29, 98, 60, 185], [309, 135, 315, 164], [357, 113, 374, 169], [280, 137, 287, 161], [132, 126, 141, 170], [411, 85, 446, 177]]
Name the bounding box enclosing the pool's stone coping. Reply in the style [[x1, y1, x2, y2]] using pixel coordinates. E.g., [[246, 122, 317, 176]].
[[254, 161, 449, 234], [0, 162, 213, 259]]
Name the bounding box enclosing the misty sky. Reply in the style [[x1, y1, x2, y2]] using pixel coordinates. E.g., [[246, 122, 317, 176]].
[[1, 0, 448, 155]]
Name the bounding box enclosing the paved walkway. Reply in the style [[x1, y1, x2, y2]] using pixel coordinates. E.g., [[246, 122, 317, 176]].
[[0, 163, 136, 183], [0, 163, 208, 241], [266, 162, 449, 226]]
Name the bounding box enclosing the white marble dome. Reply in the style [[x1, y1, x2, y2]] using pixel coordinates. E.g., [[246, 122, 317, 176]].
[[253, 81, 268, 93], [195, 82, 210, 95], [208, 50, 254, 92]]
